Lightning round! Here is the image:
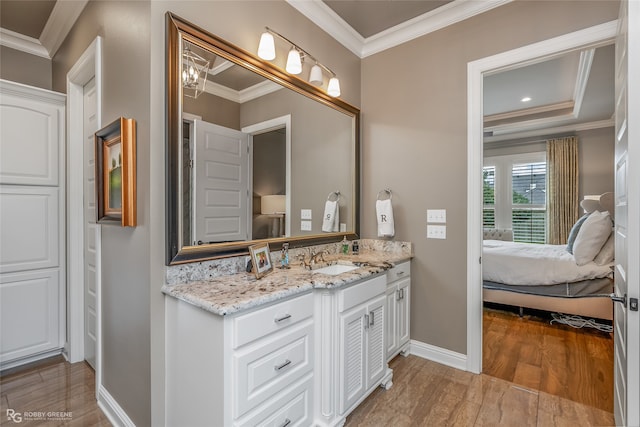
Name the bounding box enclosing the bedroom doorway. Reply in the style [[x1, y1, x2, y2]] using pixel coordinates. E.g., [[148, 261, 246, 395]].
[[467, 19, 624, 413]]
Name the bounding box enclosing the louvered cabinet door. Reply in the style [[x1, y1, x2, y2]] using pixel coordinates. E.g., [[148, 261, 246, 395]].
[[339, 305, 367, 413], [365, 295, 386, 387]]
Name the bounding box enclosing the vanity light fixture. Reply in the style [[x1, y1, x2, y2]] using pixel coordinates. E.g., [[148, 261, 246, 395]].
[[182, 43, 210, 99], [286, 47, 302, 74], [257, 27, 341, 97], [521, 96, 532, 102]]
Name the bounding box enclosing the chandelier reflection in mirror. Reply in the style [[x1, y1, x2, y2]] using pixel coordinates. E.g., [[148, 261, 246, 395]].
[[182, 43, 210, 99], [258, 27, 340, 97]]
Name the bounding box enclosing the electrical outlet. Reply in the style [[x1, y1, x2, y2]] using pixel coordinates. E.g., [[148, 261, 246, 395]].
[[427, 225, 446, 239], [301, 220, 312, 231], [427, 209, 446, 223], [301, 209, 312, 220], [340, 223, 347, 232]]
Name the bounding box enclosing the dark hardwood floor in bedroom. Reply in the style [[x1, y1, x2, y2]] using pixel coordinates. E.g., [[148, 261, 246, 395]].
[[483, 305, 614, 412]]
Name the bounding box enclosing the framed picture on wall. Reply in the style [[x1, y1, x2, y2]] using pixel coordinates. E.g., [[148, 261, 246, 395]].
[[249, 242, 273, 279], [95, 117, 137, 226]]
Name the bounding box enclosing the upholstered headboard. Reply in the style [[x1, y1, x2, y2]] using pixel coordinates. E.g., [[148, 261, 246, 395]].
[[581, 192, 614, 214]]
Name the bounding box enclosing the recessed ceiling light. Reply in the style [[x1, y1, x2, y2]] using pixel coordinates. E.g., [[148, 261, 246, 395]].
[[521, 96, 532, 102]]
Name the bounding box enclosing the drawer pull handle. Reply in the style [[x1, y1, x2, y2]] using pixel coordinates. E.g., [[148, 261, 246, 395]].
[[397, 271, 405, 276], [274, 359, 292, 371], [279, 419, 291, 427], [274, 314, 292, 323]]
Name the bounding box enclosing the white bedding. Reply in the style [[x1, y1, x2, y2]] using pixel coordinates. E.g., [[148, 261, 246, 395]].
[[483, 240, 612, 286]]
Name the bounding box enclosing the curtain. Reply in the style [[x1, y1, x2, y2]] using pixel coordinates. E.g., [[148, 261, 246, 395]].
[[546, 136, 579, 244]]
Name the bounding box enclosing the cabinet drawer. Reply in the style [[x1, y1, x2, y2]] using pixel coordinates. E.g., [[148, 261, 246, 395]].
[[234, 321, 313, 418], [235, 375, 313, 427], [339, 275, 386, 313], [387, 261, 410, 283], [234, 292, 313, 348]]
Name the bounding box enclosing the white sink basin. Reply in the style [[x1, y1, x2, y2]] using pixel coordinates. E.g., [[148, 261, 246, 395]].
[[314, 264, 359, 276]]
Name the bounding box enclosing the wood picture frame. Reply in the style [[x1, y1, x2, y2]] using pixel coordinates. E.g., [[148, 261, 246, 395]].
[[248, 242, 273, 279], [95, 117, 137, 226]]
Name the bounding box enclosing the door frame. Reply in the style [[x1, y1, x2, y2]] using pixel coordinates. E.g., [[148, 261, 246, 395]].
[[465, 21, 617, 373], [242, 115, 292, 237], [66, 37, 102, 385]]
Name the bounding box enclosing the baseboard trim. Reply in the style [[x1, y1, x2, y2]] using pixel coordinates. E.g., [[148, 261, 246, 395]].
[[408, 339, 467, 371], [98, 384, 135, 427]]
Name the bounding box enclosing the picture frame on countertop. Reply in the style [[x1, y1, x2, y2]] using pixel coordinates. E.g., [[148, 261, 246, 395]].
[[249, 242, 273, 279]]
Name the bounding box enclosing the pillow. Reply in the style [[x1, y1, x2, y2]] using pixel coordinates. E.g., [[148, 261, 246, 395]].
[[566, 213, 590, 254], [572, 211, 613, 265], [594, 231, 615, 265]]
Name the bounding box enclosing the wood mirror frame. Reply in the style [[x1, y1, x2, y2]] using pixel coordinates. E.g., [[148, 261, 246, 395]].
[[166, 13, 360, 265]]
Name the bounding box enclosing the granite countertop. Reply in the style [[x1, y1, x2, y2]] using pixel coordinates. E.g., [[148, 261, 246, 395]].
[[162, 250, 411, 316]]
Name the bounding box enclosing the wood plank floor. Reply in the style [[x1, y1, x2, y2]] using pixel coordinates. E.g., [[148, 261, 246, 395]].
[[0, 356, 111, 426], [347, 307, 614, 426], [1, 306, 613, 427], [483, 305, 614, 413]]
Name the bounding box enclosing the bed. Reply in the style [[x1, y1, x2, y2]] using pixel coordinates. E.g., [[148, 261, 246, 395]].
[[482, 193, 615, 321]]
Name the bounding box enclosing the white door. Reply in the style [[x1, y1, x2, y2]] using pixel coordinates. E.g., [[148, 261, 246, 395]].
[[83, 78, 99, 369], [192, 120, 249, 244], [613, 2, 639, 425]]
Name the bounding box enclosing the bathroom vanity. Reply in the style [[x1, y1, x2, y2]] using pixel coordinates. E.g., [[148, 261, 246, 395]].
[[163, 243, 411, 427]]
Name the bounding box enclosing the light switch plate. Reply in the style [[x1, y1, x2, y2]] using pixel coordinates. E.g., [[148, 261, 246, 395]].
[[301, 209, 312, 220], [427, 209, 446, 223], [301, 220, 312, 231], [427, 225, 446, 239]]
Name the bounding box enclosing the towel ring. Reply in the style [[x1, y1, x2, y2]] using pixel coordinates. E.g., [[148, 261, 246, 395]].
[[327, 191, 341, 202], [377, 189, 392, 201]]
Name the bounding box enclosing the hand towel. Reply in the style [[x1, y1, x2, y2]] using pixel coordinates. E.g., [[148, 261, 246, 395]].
[[322, 200, 338, 232], [376, 199, 395, 237]]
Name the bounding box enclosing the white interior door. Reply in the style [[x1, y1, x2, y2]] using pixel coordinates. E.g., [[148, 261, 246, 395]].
[[192, 120, 249, 244], [83, 78, 98, 369], [613, 2, 639, 425]]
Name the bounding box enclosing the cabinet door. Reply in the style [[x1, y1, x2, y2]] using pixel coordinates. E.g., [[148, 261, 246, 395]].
[[339, 305, 367, 413], [397, 277, 411, 349], [385, 285, 397, 360], [366, 295, 386, 388]]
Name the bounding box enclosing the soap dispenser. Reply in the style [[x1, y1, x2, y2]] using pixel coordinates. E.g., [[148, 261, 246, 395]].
[[341, 236, 349, 254]]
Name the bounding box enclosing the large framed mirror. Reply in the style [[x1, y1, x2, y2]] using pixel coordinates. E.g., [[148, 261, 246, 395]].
[[166, 13, 360, 265]]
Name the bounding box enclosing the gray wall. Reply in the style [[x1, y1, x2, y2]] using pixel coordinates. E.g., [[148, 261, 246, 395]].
[[361, 0, 619, 354], [0, 46, 52, 90], [52, 1, 151, 426]]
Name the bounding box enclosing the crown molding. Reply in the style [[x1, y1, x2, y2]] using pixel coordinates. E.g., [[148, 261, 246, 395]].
[[484, 118, 614, 143], [484, 100, 574, 123], [40, 0, 88, 58], [203, 79, 282, 104], [572, 48, 595, 116], [286, 0, 364, 57], [361, 0, 513, 57], [0, 28, 49, 58], [287, 0, 513, 58]]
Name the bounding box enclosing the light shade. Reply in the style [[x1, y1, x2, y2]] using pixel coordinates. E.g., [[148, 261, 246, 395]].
[[327, 77, 341, 97], [309, 64, 323, 86], [257, 32, 276, 60], [286, 48, 302, 74], [261, 195, 286, 215]]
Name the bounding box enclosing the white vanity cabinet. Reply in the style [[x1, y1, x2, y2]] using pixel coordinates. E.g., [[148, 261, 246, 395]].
[[385, 261, 411, 361], [165, 292, 314, 427]]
